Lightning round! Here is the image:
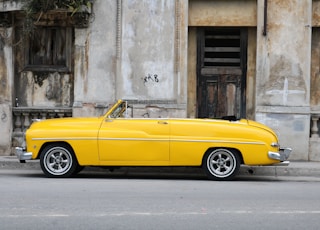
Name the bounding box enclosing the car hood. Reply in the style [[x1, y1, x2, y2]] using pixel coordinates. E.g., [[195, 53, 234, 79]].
[[246, 120, 278, 137], [28, 117, 103, 130]]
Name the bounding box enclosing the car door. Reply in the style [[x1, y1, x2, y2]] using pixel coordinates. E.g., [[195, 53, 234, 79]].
[[169, 119, 217, 166], [98, 118, 170, 163]]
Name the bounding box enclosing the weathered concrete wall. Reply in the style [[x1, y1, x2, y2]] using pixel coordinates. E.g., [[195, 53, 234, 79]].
[[187, 27, 197, 118], [118, 0, 176, 101], [309, 4, 320, 161], [246, 28, 257, 120], [311, 28, 320, 109], [255, 0, 312, 160], [0, 28, 13, 155], [15, 72, 73, 107], [312, 0, 320, 26], [2, 0, 319, 160], [74, 0, 189, 118], [110, 0, 188, 118], [189, 0, 257, 26], [73, 1, 117, 117]]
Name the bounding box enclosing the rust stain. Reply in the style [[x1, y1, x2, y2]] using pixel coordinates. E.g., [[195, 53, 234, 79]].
[[313, 1, 320, 26], [269, 0, 308, 21], [189, 0, 257, 26], [272, 0, 294, 10]]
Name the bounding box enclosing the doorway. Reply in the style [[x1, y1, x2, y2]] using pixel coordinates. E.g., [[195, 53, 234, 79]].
[[197, 28, 247, 118]]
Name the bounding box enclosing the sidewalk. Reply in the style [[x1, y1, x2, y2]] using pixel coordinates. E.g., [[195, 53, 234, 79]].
[[1, 155, 320, 178]]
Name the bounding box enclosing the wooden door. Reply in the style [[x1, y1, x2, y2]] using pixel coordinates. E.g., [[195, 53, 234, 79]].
[[198, 75, 241, 118], [197, 28, 247, 119]]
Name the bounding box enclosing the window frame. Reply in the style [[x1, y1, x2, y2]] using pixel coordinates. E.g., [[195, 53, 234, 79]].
[[23, 26, 73, 73]]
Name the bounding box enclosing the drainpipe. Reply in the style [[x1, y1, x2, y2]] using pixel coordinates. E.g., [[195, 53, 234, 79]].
[[263, 0, 268, 36]]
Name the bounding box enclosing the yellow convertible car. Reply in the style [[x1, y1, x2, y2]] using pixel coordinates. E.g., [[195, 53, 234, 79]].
[[16, 100, 291, 180]]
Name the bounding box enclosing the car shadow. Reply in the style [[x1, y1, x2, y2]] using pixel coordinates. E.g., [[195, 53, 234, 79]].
[[74, 167, 286, 182], [7, 167, 305, 182]]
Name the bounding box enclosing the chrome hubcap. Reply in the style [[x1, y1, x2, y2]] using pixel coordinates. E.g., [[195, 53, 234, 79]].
[[207, 149, 236, 178], [44, 147, 72, 175]]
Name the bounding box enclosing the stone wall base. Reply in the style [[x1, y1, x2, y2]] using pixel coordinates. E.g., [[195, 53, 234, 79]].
[[309, 139, 320, 161]]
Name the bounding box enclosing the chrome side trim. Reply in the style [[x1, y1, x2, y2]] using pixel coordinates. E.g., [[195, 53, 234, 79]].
[[99, 138, 169, 142], [32, 137, 265, 145], [170, 139, 265, 145], [32, 137, 97, 141]]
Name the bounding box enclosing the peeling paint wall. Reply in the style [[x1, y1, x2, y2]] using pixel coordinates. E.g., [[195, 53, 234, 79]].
[[187, 27, 197, 118], [255, 0, 312, 160], [73, 1, 117, 116], [246, 28, 257, 120], [311, 28, 320, 109], [73, 0, 189, 117], [0, 27, 13, 155], [312, 0, 320, 26], [118, 0, 176, 101], [15, 72, 73, 107], [2, 0, 320, 160], [189, 0, 257, 26], [256, 0, 311, 107]]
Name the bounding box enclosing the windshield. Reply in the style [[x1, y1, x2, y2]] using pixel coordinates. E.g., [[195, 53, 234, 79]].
[[106, 101, 129, 118]]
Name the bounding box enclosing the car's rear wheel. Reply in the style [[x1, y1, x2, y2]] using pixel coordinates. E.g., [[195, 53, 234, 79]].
[[40, 144, 79, 178], [202, 148, 240, 181]]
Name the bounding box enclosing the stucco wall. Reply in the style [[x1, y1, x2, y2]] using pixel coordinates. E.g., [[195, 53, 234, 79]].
[[255, 0, 312, 160], [189, 0, 257, 26], [311, 28, 320, 109], [187, 27, 197, 118], [0, 28, 13, 155], [1, 0, 320, 160], [118, 0, 176, 101], [73, 1, 118, 117], [73, 0, 188, 117]]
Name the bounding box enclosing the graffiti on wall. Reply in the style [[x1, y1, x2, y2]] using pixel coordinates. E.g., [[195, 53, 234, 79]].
[[143, 73, 159, 84]]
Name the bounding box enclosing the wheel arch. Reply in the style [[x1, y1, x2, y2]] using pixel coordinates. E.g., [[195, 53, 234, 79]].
[[201, 147, 244, 167], [36, 141, 75, 160]]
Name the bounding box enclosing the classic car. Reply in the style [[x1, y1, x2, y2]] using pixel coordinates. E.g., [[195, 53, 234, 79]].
[[16, 100, 291, 180]]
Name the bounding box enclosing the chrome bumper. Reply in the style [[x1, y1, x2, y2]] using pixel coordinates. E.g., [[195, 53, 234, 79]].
[[15, 147, 32, 163], [268, 147, 292, 162]]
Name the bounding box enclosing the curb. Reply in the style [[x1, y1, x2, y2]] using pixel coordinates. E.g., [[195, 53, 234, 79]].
[[1, 156, 320, 178]]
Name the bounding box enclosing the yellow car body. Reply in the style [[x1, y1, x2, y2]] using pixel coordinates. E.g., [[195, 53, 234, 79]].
[[16, 100, 291, 180]]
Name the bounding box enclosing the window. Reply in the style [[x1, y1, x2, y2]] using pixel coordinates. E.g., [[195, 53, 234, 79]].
[[24, 27, 73, 72], [202, 28, 241, 68]]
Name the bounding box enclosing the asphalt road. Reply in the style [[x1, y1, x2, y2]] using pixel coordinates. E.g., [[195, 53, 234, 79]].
[[1, 169, 320, 230]]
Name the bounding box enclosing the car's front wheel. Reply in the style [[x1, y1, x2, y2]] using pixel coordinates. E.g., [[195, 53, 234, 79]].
[[202, 148, 241, 181], [40, 144, 79, 178]]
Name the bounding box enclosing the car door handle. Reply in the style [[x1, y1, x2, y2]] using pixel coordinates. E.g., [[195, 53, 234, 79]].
[[158, 121, 168, 125]]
